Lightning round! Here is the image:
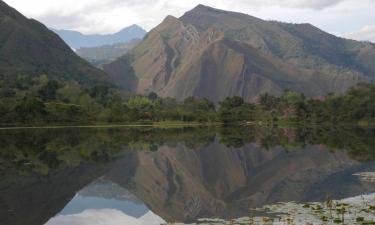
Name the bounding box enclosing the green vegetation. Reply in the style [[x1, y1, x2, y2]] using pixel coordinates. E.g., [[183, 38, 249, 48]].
[[217, 83, 375, 126], [0, 76, 374, 127], [0, 75, 217, 125]]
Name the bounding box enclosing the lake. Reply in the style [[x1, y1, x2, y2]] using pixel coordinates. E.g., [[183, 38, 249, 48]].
[[0, 126, 374, 225]]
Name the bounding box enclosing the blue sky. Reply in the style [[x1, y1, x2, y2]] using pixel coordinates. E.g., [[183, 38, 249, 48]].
[[4, 0, 375, 42]]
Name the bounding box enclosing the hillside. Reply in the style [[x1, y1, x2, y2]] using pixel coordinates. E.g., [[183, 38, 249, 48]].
[[0, 0, 108, 86], [104, 5, 375, 102], [52, 25, 146, 49], [76, 39, 141, 66]]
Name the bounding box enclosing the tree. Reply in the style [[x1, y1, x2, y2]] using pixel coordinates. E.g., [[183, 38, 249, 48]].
[[218, 97, 255, 123], [38, 80, 60, 101], [57, 81, 82, 103], [126, 96, 157, 111], [220, 96, 244, 109], [148, 92, 158, 101], [15, 97, 47, 122]]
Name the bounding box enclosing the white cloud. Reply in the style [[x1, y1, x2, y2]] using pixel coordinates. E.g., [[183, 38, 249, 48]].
[[3, 0, 375, 40], [268, 0, 347, 9], [345, 25, 375, 42]]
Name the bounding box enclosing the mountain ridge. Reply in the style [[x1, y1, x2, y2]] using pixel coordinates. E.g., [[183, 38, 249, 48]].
[[103, 4, 375, 102], [76, 39, 141, 67], [52, 25, 147, 49]]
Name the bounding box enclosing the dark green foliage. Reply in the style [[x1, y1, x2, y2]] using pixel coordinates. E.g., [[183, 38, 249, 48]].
[[0, 75, 374, 126], [148, 92, 159, 101], [217, 84, 375, 125], [219, 96, 255, 123], [14, 97, 47, 122], [220, 96, 244, 109], [0, 75, 219, 125], [38, 80, 60, 101]]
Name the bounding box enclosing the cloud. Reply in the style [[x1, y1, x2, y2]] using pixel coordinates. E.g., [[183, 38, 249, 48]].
[[271, 0, 347, 9], [221, 0, 348, 10], [2, 0, 374, 38], [345, 25, 375, 42]]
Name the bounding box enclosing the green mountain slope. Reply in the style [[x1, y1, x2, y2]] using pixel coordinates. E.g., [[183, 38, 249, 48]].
[[0, 0, 108, 86], [104, 4, 375, 102]]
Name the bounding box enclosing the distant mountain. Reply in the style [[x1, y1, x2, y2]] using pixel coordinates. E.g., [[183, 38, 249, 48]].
[[76, 39, 141, 67], [104, 4, 375, 102], [0, 0, 108, 86], [52, 25, 146, 49]]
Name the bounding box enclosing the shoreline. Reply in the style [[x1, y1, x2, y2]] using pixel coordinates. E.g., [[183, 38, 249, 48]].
[[0, 121, 373, 130], [0, 122, 220, 130]]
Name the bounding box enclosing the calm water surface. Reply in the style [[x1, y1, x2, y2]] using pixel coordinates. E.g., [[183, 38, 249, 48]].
[[0, 126, 374, 225]]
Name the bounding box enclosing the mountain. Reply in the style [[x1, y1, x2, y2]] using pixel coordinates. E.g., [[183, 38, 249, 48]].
[[76, 39, 141, 67], [104, 4, 375, 102], [52, 25, 146, 49], [0, 0, 108, 86]]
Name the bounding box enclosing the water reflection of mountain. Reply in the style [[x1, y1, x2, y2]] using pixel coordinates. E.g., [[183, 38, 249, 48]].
[[60, 178, 148, 218], [0, 126, 374, 224], [107, 141, 375, 222], [0, 164, 108, 225], [78, 178, 143, 204]]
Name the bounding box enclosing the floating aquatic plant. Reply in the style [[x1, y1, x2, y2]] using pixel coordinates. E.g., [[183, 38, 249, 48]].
[[353, 172, 375, 182], [164, 193, 375, 225]]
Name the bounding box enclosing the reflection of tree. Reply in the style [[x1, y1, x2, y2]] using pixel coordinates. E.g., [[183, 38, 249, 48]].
[[218, 127, 255, 148], [0, 127, 216, 175], [218, 126, 375, 162], [0, 126, 374, 175]]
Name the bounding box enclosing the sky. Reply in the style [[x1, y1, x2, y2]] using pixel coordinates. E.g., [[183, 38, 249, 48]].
[[3, 0, 375, 42]]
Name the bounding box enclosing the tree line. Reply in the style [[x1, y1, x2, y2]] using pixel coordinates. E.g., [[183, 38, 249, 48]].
[[0, 75, 374, 126]]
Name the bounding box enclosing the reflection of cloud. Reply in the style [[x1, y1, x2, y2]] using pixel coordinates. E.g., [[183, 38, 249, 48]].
[[78, 178, 143, 204], [344, 24, 375, 42], [58, 178, 149, 218], [45, 209, 165, 225]]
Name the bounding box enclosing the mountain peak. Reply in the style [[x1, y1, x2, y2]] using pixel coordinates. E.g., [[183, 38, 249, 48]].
[[0, 0, 10, 11], [0, 0, 26, 21], [193, 4, 212, 10], [104, 4, 375, 102], [180, 4, 263, 31], [188, 4, 228, 14], [162, 15, 179, 23], [118, 24, 145, 34]]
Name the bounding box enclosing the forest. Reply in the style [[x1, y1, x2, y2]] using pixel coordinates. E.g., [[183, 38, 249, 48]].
[[0, 74, 374, 126]]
